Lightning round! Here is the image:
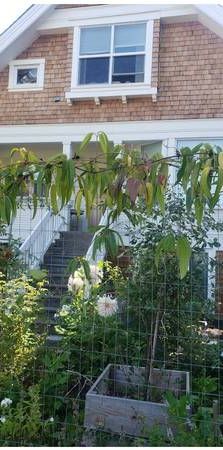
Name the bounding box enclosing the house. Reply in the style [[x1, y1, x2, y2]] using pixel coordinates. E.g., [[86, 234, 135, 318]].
[[1, 3, 223, 316]]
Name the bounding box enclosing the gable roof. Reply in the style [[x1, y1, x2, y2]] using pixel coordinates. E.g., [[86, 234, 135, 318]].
[[0, 5, 54, 71], [0, 3, 223, 72]]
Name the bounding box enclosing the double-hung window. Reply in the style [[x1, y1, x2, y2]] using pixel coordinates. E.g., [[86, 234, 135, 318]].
[[78, 22, 147, 85]]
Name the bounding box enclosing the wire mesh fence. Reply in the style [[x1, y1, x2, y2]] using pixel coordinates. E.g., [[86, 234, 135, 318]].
[[0, 154, 223, 447]]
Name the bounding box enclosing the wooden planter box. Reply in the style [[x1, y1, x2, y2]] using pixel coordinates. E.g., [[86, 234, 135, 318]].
[[84, 364, 190, 437]]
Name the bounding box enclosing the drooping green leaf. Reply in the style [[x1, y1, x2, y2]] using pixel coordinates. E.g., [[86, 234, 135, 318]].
[[32, 193, 38, 219], [176, 235, 192, 279], [75, 189, 83, 217], [218, 152, 223, 170], [155, 233, 175, 270], [194, 197, 204, 225], [81, 258, 91, 281], [210, 168, 223, 208], [78, 133, 93, 154], [200, 166, 211, 198], [50, 183, 58, 214], [98, 132, 109, 155]]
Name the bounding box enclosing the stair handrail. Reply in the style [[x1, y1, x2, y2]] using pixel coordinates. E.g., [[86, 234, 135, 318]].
[[20, 204, 70, 268]]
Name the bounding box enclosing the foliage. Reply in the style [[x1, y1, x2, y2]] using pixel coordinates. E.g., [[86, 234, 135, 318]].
[[1, 242, 27, 281], [115, 190, 223, 376], [0, 385, 52, 446], [1, 137, 223, 278], [164, 391, 223, 447], [55, 260, 142, 374], [0, 273, 47, 390]]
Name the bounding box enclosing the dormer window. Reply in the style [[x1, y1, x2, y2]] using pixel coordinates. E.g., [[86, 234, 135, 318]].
[[66, 19, 156, 104], [8, 59, 45, 91], [79, 23, 146, 85]]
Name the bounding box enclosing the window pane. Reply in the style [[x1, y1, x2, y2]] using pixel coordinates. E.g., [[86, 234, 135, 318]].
[[79, 57, 109, 84], [112, 73, 144, 83], [114, 23, 146, 53], [80, 26, 111, 55], [112, 55, 144, 83], [17, 68, 37, 84]]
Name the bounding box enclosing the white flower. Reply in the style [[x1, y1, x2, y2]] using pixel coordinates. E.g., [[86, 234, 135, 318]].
[[68, 275, 84, 293], [1, 398, 12, 408], [17, 287, 26, 295], [49, 417, 54, 422], [96, 294, 118, 317], [115, 149, 124, 160], [89, 264, 103, 285], [59, 304, 71, 316], [0, 416, 6, 423], [4, 308, 12, 317]]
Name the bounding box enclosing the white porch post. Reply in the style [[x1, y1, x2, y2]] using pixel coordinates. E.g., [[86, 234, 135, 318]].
[[163, 137, 177, 185], [62, 139, 72, 159]]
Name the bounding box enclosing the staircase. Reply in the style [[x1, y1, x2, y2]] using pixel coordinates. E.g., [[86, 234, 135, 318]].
[[41, 229, 93, 344]]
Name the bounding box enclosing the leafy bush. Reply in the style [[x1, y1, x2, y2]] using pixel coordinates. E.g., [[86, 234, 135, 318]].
[[0, 273, 46, 391], [0, 385, 54, 446], [123, 190, 223, 376]]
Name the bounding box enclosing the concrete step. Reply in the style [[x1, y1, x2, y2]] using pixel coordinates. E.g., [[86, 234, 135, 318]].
[[44, 248, 86, 257], [59, 231, 93, 241], [47, 272, 70, 282], [51, 243, 91, 254], [44, 295, 63, 308], [41, 263, 70, 274], [41, 228, 92, 344], [43, 255, 75, 265]]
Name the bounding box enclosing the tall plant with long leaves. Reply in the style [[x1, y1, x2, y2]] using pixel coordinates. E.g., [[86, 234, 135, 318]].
[[0, 135, 223, 277]]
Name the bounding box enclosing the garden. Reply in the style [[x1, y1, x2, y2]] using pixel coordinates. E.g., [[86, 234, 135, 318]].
[[0, 135, 223, 446]]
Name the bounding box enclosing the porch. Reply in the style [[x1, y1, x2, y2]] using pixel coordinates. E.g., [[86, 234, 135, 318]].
[[0, 137, 164, 267]]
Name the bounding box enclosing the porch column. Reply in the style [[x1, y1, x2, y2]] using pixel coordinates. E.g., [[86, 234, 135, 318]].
[[163, 137, 176, 185], [62, 140, 72, 159]]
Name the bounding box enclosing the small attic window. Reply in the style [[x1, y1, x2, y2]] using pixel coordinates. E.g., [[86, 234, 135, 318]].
[[8, 59, 45, 91]]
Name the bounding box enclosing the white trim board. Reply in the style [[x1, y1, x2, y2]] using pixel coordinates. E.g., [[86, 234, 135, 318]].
[[0, 118, 223, 144], [38, 5, 197, 30]]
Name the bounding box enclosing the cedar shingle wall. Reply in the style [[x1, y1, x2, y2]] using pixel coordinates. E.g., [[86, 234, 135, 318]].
[[0, 20, 223, 125]]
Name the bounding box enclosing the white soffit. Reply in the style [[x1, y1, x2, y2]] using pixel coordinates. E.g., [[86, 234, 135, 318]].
[[196, 4, 223, 40]]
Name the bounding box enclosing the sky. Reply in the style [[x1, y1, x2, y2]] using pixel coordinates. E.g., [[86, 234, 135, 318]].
[[0, 1, 32, 34]]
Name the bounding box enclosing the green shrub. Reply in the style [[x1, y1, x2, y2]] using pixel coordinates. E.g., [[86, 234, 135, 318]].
[[0, 273, 46, 390]]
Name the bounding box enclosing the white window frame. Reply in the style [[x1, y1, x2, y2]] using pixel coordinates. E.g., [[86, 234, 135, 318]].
[[66, 20, 156, 104], [8, 58, 45, 91]]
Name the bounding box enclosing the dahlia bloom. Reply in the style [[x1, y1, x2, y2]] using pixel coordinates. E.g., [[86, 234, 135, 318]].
[[96, 294, 118, 317]]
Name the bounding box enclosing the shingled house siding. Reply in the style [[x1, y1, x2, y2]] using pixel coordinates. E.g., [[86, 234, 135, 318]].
[[0, 21, 223, 125]]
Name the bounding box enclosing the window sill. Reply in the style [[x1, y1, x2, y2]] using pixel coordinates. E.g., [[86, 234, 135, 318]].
[[65, 84, 157, 105], [8, 86, 43, 92]]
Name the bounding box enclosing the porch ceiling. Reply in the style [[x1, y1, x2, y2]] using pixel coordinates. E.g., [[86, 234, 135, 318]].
[[0, 142, 62, 164]]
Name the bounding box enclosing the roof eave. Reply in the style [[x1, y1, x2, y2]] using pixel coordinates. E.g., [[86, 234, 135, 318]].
[[0, 4, 54, 72], [195, 4, 223, 39]]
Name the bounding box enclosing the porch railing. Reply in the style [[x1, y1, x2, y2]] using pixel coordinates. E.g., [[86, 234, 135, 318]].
[[20, 204, 70, 268]]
